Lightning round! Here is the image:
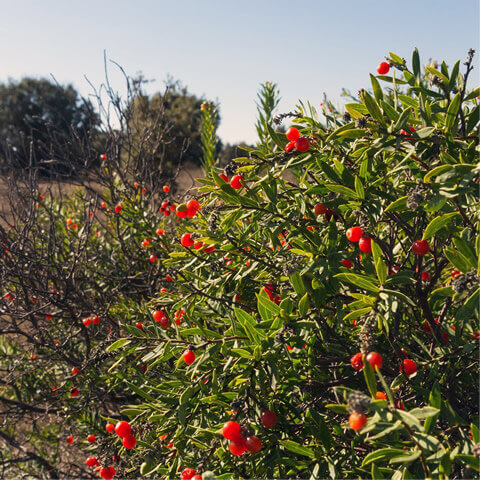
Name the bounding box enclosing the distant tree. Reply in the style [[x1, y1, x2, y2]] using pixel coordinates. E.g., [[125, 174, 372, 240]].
[[0, 78, 100, 175], [128, 79, 220, 169]]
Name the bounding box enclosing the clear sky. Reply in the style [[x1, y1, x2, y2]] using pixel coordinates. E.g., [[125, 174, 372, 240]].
[[1, 0, 478, 144]]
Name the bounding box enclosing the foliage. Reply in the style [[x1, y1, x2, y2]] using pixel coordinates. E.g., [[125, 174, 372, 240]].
[[0, 77, 100, 175], [0, 49, 479, 480]]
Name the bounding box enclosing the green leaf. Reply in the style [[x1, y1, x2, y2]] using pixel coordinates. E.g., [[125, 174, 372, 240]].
[[278, 440, 315, 458], [445, 247, 471, 273], [362, 91, 386, 126], [363, 358, 377, 397], [445, 92, 461, 132], [454, 454, 480, 472], [355, 176, 365, 200], [298, 293, 310, 316], [325, 404, 348, 414], [416, 126, 436, 139], [424, 383, 441, 434], [343, 307, 372, 322], [257, 289, 281, 322], [334, 273, 379, 293], [234, 308, 265, 345], [422, 212, 459, 240], [423, 165, 453, 183], [370, 74, 384, 102], [409, 407, 440, 420], [389, 450, 421, 465], [325, 184, 359, 199], [107, 338, 131, 352], [412, 432, 441, 452], [384, 196, 408, 213], [412, 48, 420, 79], [393, 108, 412, 132], [372, 241, 387, 285], [395, 410, 422, 431], [362, 448, 407, 466], [290, 272, 306, 297], [345, 102, 369, 119]]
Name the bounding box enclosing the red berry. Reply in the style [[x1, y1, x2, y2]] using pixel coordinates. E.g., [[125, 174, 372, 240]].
[[114, 204, 122, 214], [156, 228, 165, 236], [181, 233, 194, 247], [176, 204, 188, 218], [260, 410, 277, 428], [163, 185, 170, 193], [412, 240, 429, 256], [218, 173, 229, 184], [358, 237, 372, 253], [452, 269, 460, 279], [203, 245, 215, 254], [285, 141, 295, 152], [82, 317, 91, 327], [245, 435, 262, 453], [183, 349, 196, 365], [181, 468, 197, 480], [187, 199, 200, 211], [106, 423, 115, 433], [149, 254, 157, 263], [136, 322, 144, 331], [286, 127, 300, 142], [71, 367, 80, 375], [86, 457, 99, 467], [294, 137, 309, 152], [153, 310, 167, 322], [377, 62, 390, 75], [349, 412, 367, 431], [115, 420, 132, 438], [230, 175, 244, 190], [346, 226, 363, 242], [222, 421, 242, 440], [193, 242, 204, 250], [91, 315, 100, 325], [375, 392, 387, 400], [314, 203, 327, 215], [99, 467, 116, 480], [350, 352, 364, 370], [122, 435, 137, 449], [340, 259, 353, 269], [87, 434, 96, 443], [229, 437, 247, 455], [366, 351, 383, 370], [421, 271, 430, 281], [402, 358, 417, 376], [100, 154, 107, 161], [66, 435, 74, 444], [70, 387, 79, 397]]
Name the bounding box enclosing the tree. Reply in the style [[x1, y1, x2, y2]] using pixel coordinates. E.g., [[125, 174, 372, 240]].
[[128, 79, 220, 170], [0, 77, 99, 175]]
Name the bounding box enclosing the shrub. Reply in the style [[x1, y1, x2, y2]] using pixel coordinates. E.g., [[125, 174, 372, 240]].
[[0, 48, 478, 479]]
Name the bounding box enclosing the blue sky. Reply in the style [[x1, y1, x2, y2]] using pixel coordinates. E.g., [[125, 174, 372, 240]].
[[1, 0, 478, 144]]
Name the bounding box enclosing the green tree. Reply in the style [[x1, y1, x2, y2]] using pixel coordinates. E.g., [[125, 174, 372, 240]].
[[0, 77, 99, 175], [128, 79, 220, 170]]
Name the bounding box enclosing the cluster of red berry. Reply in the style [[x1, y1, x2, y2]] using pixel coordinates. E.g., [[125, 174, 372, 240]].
[[82, 315, 101, 327], [284, 127, 310, 153], [221, 410, 276, 456]]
